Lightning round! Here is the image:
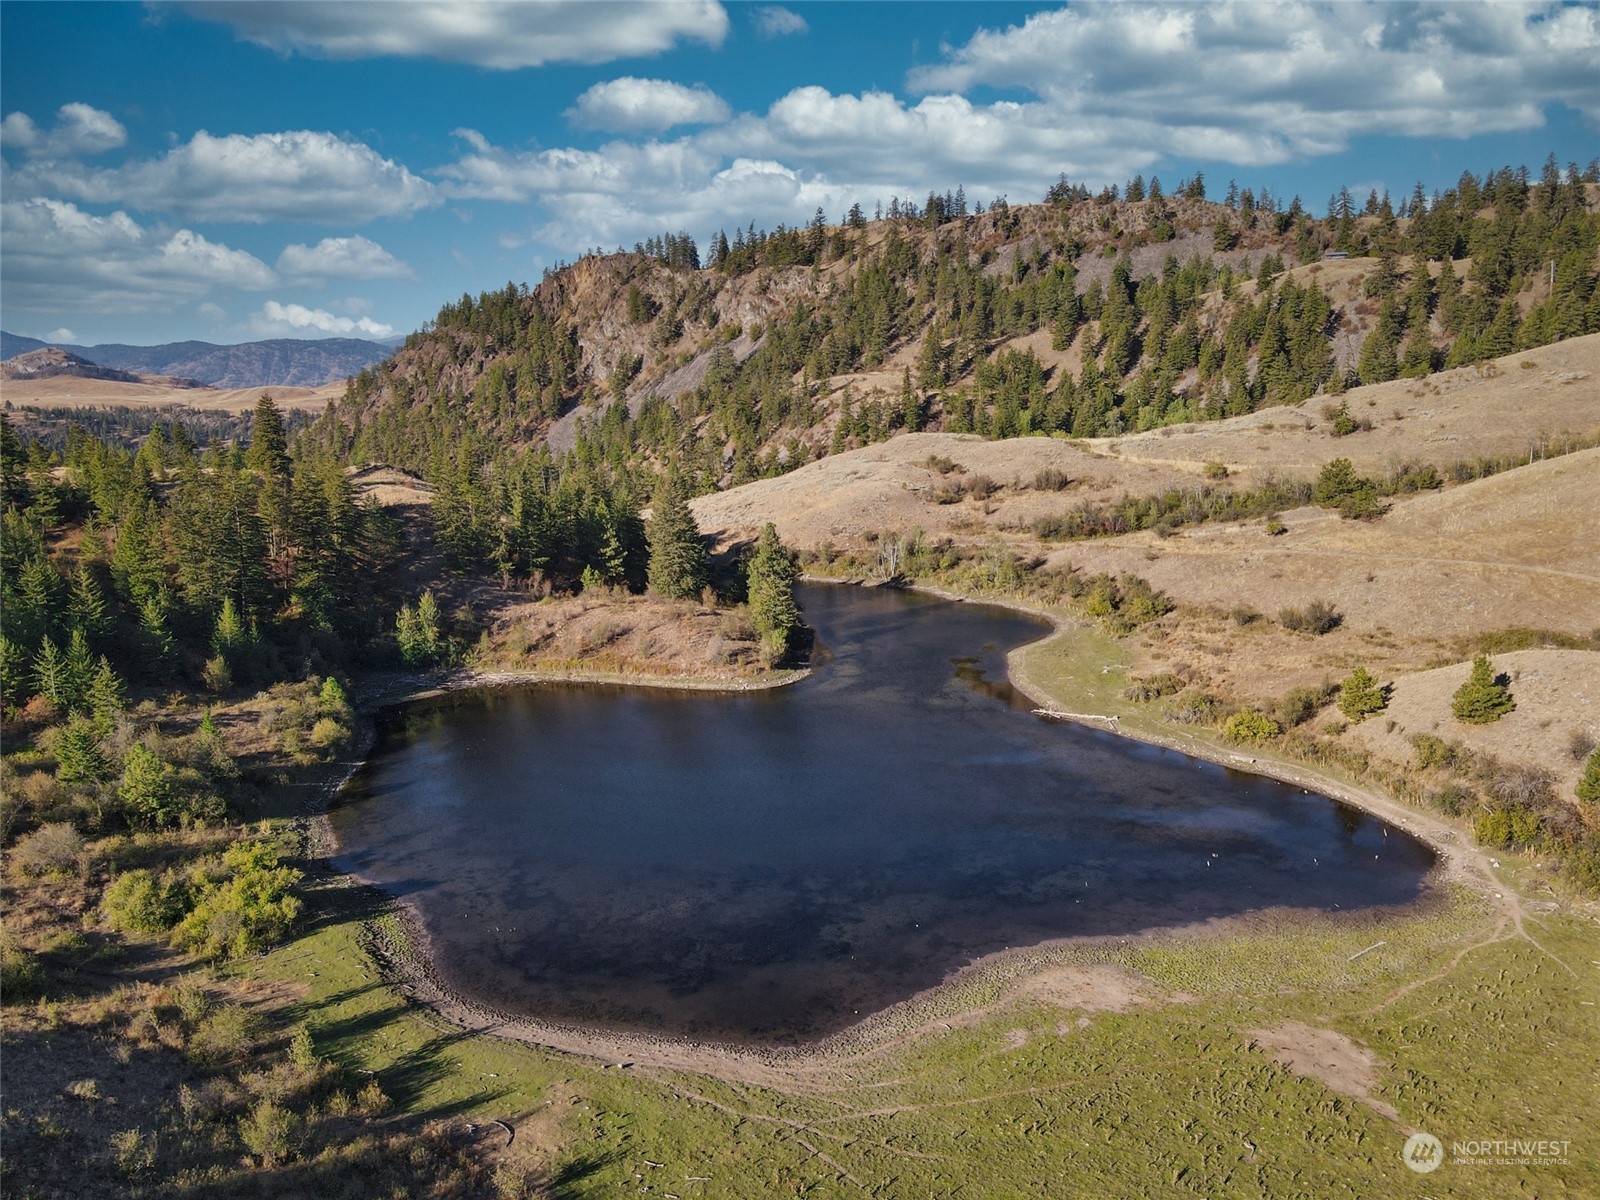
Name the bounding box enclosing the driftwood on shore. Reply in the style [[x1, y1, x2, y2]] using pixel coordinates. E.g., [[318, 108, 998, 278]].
[[1033, 708, 1119, 725]]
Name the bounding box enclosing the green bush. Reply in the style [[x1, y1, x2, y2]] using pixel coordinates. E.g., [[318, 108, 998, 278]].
[[102, 869, 187, 934], [1410, 733, 1457, 770], [1222, 709, 1282, 745], [1474, 806, 1541, 849], [239, 1099, 302, 1167], [1278, 683, 1336, 727], [171, 840, 302, 960]]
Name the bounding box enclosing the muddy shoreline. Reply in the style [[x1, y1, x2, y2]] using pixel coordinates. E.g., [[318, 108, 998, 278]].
[[302, 581, 1487, 1079]]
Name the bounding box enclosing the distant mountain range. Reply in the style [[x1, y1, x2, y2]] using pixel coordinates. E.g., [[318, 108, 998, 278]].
[[0, 331, 398, 388]]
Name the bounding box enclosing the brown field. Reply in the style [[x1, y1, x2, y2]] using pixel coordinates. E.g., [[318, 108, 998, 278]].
[[693, 335, 1600, 806], [0, 374, 344, 413]]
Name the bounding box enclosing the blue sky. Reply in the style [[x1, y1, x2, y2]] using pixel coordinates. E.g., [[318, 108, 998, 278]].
[[3, 1, 1596, 347]]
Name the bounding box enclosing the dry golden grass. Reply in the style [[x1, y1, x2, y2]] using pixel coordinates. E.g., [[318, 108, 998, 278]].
[[0, 374, 343, 413]]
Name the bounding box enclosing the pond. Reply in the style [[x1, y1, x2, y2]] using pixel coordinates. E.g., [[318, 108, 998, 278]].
[[329, 583, 1434, 1045]]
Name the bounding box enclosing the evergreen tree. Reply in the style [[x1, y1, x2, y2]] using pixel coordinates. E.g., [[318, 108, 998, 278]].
[[1578, 748, 1600, 804], [32, 635, 70, 710], [63, 626, 95, 711], [246, 393, 290, 479], [396, 591, 443, 666], [68, 567, 111, 646], [213, 597, 246, 658], [1452, 655, 1515, 724], [119, 742, 179, 828], [86, 656, 125, 737], [646, 479, 709, 600], [746, 523, 799, 662], [54, 715, 109, 785], [1337, 667, 1388, 722]]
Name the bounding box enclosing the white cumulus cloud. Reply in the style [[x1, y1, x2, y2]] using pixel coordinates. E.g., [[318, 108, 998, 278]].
[[753, 6, 807, 38], [0, 197, 276, 313], [276, 235, 414, 279], [181, 0, 729, 69], [0, 103, 127, 158], [11, 129, 438, 224], [567, 77, 731, 133], [907, 1, 1600, 164], [253, 300, 395, 339], [44, 328, 77, 344]]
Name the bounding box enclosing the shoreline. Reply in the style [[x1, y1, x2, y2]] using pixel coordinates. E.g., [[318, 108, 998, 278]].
[[304, 578, 1512, 1080]]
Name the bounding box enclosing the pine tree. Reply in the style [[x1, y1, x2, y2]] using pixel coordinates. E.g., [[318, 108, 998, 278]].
[[68, 567, 111, 646], [1337, 667, 1388, 722], [746, 523, 799, 662], [1452, 655, 1515, 724], [86, 656, 125, 737], [396, 592, 442, 666], [1578, 748, 1600, 804], [63, 626, 95, 711], [900, 367, 923, 432], [54, 715, 109, 785], [119, 742, 178, 828], [246, 393, 290, 479], [32, 635, 70, 709], [646, 479, 709, 601], [213, 597, 246, 658]]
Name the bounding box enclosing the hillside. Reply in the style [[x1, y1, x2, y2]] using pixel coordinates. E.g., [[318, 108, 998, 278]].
[[0, 332, 395, 387], [310, 166, 1599, 493], [1, 347, 150, 385]]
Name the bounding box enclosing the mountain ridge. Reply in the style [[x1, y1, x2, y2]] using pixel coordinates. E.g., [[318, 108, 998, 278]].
[[0, 331, 397, 388]]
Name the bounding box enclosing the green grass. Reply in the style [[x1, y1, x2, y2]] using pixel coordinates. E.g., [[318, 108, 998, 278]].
[[244, 867, 1600, 1198]]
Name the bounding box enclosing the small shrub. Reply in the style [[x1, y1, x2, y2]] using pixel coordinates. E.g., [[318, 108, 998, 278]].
[[1451, 655, 1514, 724], [11, 822, 84, 876], [1166, 692, 1220, 726], [924, 454, 960, 475], [307, 717, 347, 749], [966, 473, 999, 500], [171, 841, 303, 960], [1264, 516, 1287, 536], [238, 1099, 301, 1167], [1279, 601, 1342, 635], [102, 869, 187, 934], [1278, 683, 1336, 728], [202, 655, 233, 693], [1203, 461, 1229, 480], [1123, 673, 1185, 702], [1426, 784, 1474, 817], [1411, 733, 1456, 770], [189, 1003, 264, 1065], [1033, 467, 1072, 491], [1229, 606, 1260, 626], [1223, 709, 1282, 745], [1, 933, 42, 1000], [110, 1128, 157, 1179], [1475, 806, 1541, 849]]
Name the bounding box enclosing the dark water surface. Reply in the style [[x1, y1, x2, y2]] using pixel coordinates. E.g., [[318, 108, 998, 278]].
[[330, 584, 1434, 1044]]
